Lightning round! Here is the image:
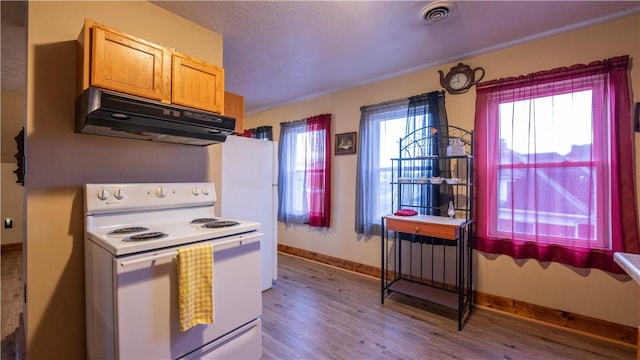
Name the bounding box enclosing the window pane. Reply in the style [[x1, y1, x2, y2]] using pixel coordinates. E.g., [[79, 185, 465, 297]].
[[291, 129, 327, 216], [496, 166, 597, 242], [499, 90, 593, 159], [291, 132, 308, 216], [376, 118, 406, 221], [495, 90, 602, 247]]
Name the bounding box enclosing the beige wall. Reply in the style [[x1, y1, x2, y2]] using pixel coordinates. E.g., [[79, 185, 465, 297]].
[[21, 3, 640, 357], [26, 2, 223, 357], [246, 14, 640, 327], [2, 90, 25, 245], [1, 163, 24, 245]]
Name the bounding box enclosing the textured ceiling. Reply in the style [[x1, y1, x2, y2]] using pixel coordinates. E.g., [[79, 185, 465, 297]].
[[2, 2, 640, 113], [152, 1, 640, 114]]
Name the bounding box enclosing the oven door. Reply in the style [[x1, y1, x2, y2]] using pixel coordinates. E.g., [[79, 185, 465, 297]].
[[114, 232, 263, 359]]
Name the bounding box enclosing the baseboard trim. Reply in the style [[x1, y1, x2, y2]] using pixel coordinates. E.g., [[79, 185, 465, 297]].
[[278, 244, 380, 278], [474, 291, 636, 347], [277, 244, 637, 346], [1, 243, 22, 253]]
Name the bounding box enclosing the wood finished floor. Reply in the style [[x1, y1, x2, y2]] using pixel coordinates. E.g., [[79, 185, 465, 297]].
[[1, 250, 634, 359], [1, 250, 23, 360], [262, 253, 635, 360]]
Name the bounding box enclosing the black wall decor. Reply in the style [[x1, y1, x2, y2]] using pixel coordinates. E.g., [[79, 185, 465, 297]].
[[14, 127, 24, 186]]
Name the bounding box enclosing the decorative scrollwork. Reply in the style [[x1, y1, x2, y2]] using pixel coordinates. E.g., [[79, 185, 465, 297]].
[[14, 127, 24, 186]]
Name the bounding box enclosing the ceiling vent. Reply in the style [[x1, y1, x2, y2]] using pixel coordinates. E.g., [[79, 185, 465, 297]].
[[420, 0, 456, 24]]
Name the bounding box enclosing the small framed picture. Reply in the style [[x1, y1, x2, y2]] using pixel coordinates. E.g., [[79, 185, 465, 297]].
[[335, 132, 356, 155]]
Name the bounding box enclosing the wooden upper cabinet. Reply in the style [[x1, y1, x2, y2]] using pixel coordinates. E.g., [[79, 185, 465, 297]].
[[78, 19, 224, 113], [79, 20, 172, 102], [91, 25, 171, 102], [224, 91, 244, 133], [172, 52, 224, 114]]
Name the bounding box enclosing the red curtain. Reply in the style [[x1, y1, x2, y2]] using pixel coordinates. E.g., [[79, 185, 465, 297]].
[[306, 114, 331, 227], [473, 56, 638, 273]]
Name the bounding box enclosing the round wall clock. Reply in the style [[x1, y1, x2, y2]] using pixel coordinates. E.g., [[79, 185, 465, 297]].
[[438, 63, 485, 94]]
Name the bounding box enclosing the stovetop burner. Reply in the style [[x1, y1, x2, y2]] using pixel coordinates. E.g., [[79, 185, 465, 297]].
[[190, 218, 218, 224], [108, 226, 149, 235], [85, 182, 263, 256], [123, 232, 169, 242], [202, 221, 240, 228]]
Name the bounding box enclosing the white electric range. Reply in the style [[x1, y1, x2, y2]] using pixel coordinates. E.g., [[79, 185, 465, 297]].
[[84, 182, 263, 359]]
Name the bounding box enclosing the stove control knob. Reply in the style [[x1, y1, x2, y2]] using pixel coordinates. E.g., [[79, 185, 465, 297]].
[[202, 187, 210, 196], [155, 187, 167, 199], [192, 187, 200, 196], [97, 189, 109, 201], [114, 189, 125, 200]]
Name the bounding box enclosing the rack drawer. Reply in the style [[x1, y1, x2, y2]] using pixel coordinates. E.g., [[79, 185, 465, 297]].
[[385, 217, 460, 240]]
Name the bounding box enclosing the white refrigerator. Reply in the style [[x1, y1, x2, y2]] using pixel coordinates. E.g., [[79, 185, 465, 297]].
[[210, 135, 278, 291]]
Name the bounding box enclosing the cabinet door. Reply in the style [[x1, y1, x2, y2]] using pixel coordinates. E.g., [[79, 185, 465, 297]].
[[91, 25, 171, 102], [224, 91, 244, 133], [172, 52, 224, 114]]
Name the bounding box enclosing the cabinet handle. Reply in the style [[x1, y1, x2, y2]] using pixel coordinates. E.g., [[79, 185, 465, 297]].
[[415, 226, 420, 233]]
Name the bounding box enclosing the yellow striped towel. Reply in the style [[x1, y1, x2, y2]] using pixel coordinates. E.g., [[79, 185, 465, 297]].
[[177, 243, 214, 332]]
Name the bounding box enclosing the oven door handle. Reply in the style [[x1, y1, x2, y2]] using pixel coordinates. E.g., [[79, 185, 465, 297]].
[[118, 232, 263, 268], [210, 232, 262, 252], [119, 251, 178, 268]]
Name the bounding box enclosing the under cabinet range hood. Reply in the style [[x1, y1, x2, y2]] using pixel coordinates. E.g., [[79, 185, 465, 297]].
[[75, 87, 236, 146]]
